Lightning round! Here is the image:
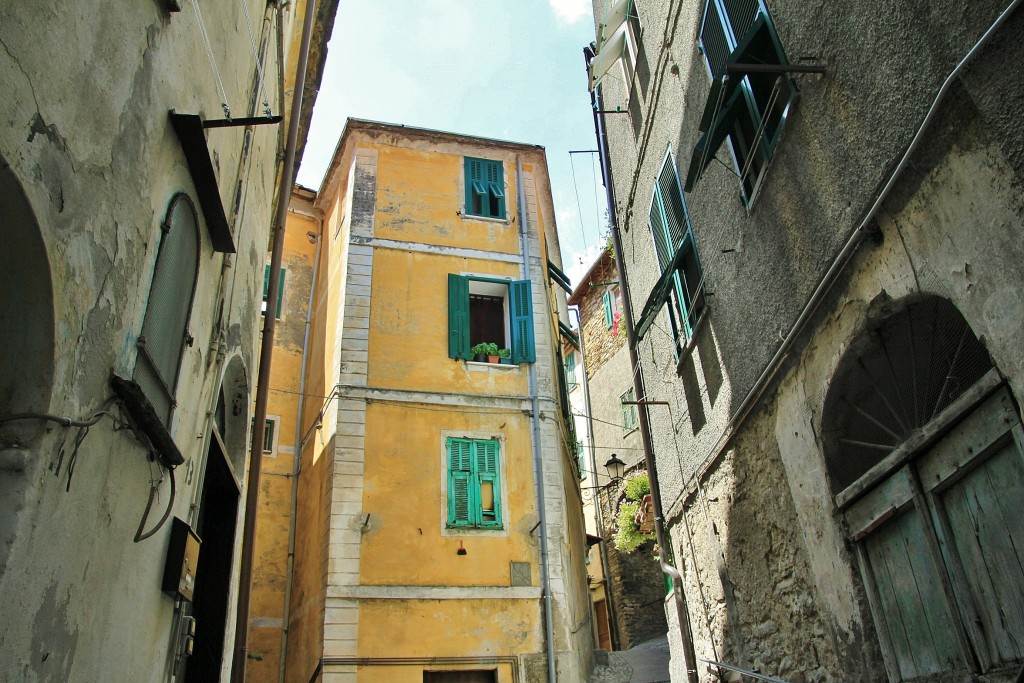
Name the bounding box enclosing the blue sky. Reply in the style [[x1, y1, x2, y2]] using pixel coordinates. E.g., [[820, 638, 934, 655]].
[[296, 0, 610, 287]]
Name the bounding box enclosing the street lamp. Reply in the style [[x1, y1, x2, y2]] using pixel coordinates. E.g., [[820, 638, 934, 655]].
[[604, 453, 626, 484]]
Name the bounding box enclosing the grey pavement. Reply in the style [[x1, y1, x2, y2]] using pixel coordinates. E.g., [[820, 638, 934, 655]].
[[589, 635, 671, 683]]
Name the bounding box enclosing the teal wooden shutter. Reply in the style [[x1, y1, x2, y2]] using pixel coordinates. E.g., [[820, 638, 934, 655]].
[[465, 158, 486, 216], [448, 274, 470, 360], [486, 160, 505, 218], [658, 158, 689, 253], [447, 438, 473, 527], [476, 439, 501, 527], [275, 268, 285, 318], [263, 265, 284, 318], [509, 280, 535, 364], [565, 352, 576, 388], [603, 291, 614, 328]]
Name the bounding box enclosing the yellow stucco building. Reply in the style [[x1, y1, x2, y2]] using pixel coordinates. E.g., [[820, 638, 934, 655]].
[[252, 120, 594, 682]]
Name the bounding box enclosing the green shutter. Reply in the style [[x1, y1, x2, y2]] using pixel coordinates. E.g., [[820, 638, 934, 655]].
[[263, 265, 284, 318], [603, 291, 614, 328], [465, 158, 488, 216], [566, 352, 576, 388], [276, 268, 285, 318], [448, 274, 470, 360], [448, 438, 473, 527], [509, 280, 535, 364], [486, 160, 505, 218], [659, 159, 689, 254], [476, 440, 501, 527]]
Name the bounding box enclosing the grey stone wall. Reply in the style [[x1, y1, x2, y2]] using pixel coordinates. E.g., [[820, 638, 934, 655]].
[[591, 0, 1024, 680]]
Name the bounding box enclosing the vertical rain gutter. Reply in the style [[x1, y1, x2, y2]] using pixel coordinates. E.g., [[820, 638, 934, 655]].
[[585, 47, 699, 683], [278, 219, 323, 683], [517, 158, 558, 683], [232, 0, 319, 678], [569, 304, 620, 651]]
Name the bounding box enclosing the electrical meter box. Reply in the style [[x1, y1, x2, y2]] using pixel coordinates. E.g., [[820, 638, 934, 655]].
[[162, 517, 201, 601]]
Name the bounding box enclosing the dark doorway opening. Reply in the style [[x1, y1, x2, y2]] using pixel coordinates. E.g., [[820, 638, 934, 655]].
[[185, 433, 240, 682]]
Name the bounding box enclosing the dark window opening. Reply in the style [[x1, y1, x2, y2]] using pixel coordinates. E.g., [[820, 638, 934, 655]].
[[469, 295, 506, 349]]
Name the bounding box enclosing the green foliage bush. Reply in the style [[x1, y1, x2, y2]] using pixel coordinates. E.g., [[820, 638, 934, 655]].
[[612, 471, 655, 553]]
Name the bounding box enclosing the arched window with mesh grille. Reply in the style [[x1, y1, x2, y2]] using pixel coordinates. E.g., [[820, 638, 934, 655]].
[[134, 194, 200, 426]]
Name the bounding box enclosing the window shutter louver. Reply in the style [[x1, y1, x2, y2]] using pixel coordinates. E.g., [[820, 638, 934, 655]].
[[264, 264, 271, 299], [721, 0, 761, 42], [699, 0, 731, 77], [275, 268, 285, 318], [448, 274, 470, 359], [648, 200, 672, 272], [658, 161, 689, 254], [509, 280, 535, 364], [448, 438, 473, 527], [476, 439, 501, 527], [603, 290, 615, 328]]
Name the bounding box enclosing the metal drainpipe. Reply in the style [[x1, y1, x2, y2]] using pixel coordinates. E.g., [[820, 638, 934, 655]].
[[278, 220, 322, 683], [585, 48, 700, 683], [517, 157, 558, 683], [231, 0, 319, 678], [569, 304, 620, 652]]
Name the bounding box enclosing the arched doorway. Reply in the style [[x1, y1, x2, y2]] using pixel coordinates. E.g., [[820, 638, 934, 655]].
[[0, 161, 55, 577], [823, 294, 1024, 681]]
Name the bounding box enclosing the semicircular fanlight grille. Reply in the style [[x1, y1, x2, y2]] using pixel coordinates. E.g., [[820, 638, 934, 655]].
[[823, 296, 993, 495]]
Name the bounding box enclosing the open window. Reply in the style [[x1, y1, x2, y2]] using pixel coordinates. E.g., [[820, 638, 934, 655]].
[[447, 437, 502, 529], [635, 152, 706, 358], [134, 194, 200, 425], [686, 1, 798, 205], [448, 275, 535, 364], [464, 157, 505, 220]]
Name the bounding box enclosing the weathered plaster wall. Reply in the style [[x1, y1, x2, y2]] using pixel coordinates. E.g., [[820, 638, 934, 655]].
[[248, 197, 320, 682], [591, 0, 1024, 680], [0, 0, 303, 680]]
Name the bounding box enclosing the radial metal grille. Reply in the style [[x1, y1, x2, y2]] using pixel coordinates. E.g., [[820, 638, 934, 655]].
[[823, 296, 994, 495]]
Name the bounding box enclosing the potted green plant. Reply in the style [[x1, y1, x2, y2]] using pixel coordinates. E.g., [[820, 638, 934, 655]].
[[498, 348, 512, 365], [485, 342, 500, 363], [470, 343, 489, 362]]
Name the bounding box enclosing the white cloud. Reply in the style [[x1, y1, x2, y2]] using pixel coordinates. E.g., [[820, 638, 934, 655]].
[[549, 0, 591, 24], [564, 244, 606, 294]]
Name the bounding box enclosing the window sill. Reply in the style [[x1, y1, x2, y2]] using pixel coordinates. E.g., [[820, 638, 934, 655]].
[[467, 361, 520, 371], [461, 212, 510, 225]]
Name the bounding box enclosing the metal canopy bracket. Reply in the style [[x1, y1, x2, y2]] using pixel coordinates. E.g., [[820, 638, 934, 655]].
[[169, 110, 236, 253], [201, 115, 283, 129]]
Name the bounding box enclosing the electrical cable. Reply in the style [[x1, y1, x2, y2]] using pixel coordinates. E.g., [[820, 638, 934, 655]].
[[0, 411, 106, 428], [569, 153, 591, 249], [134, 466, 177, 543]]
